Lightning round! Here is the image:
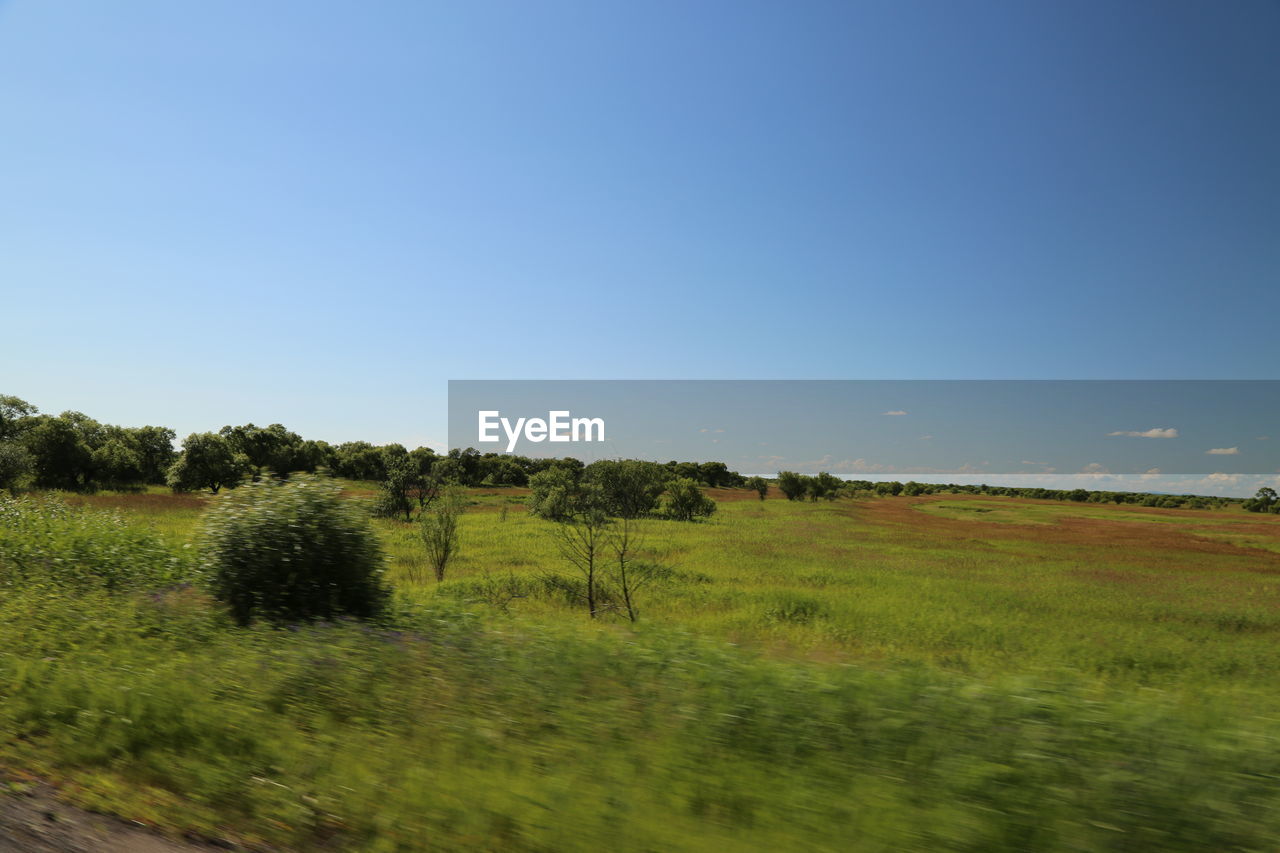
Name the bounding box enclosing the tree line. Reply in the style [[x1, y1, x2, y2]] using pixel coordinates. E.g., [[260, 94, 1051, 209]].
[[0, 395, 745, 502], [3, 394, 1263, 512], [775, 470, 1243, 510]]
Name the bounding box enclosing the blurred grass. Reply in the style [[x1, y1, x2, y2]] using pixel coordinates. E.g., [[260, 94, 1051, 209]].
[[2, 486, 1280, 850]]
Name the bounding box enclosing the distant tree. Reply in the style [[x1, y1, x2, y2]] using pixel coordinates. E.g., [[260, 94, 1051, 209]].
[[24, 414, 94, 490], [664, 477, 717, 521], [372, 455, 420, 522], [92, 438, 144, 490], [433, 455, 464, 485], [777, 471, 807, 501], [745, 476, 769, 501], [447, 447, 483, 486], [808, 472, 843, 501], [582, 459, 669, 518], [1244, 486, 1279, 514], [485, 455, 529, 486], [408, 446, 439, 480], [528, 466, 582, 521], [219, 423, 305, 479], [0, 395, 37, 441], [130, 425, 178, 484], [332, 441, 387, 481], [0, 441, 33, 492], [168, 432, 242, 494]]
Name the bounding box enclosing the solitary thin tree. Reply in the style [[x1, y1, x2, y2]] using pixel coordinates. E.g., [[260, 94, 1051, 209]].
[[420, 487, 464, 581]]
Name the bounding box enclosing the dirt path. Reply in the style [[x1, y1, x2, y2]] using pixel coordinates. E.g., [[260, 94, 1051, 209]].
[[0, 776, 239, 853]]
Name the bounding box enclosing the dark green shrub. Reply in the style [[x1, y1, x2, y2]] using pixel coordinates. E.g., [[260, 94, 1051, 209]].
[[582, 459, 670, 518], [200, 474, 389, 625], [527, 466, 582, 521], [663, 477, 717, 521]]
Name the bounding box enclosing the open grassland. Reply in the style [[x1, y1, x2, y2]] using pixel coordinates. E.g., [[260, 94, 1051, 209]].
[[4, 486, 1280, 850]]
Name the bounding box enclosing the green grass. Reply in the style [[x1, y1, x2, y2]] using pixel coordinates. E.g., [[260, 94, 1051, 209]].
[[3, 486, 1280, 850]]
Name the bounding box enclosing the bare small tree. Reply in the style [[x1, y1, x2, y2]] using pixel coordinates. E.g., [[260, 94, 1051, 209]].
[[552, 502, 610, 618], [420, 487, 464, 582], [609, 516, 650, 622]]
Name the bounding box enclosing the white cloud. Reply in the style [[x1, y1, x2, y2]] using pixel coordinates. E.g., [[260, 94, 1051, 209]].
[[1107, 428, 1179, 438], [1080, 462, 1109, 474], [882, 410, 907, 416], [919, 435, 933, 440], [1206, 447, 1239, 455]]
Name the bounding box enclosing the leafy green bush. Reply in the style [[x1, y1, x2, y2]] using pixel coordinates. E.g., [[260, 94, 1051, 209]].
[[0, 494, 190, 591], [527, 466, 581, 521], [581, 459, 670, 518], [663, 477, 717, 521], [200, 474, 389, 625]]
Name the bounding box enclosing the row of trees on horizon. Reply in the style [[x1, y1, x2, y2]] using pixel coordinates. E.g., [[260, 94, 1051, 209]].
[[0, 394, 1265, 512], [0, 395, 748, 497]]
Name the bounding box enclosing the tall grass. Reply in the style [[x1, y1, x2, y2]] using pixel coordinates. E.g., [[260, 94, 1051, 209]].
[[3, 489, 1280, 849]]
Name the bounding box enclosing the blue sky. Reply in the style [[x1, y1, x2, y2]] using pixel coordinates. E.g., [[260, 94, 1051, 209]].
[[2, 2, 1277, 471]]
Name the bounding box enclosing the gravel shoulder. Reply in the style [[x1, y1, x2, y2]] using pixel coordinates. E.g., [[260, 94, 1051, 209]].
[[0, 773, 240, 853]]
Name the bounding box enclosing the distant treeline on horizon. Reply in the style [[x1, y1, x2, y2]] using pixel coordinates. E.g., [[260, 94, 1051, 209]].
[[0, 394, 1261, 512]]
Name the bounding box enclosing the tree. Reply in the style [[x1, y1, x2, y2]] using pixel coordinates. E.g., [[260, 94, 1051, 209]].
[[420, 487, 465, 582], [549, 485, 611, 618], [219, 423, 304, 479], [609, 516, 649, 622], [130, 425, 178, 484], [167, 432, 242, 494], [484, 455, 529, 486], [745, 476, 769, 501], [581, 459, 669, 518], [1244, 486, 1279, 514], [92, 438, 144, 490], [372, 451, 424, 522], [0, 395, 37, 441], [0, 441, 33, 492], [25, 415, 94, 490], [528, 465, 583, 521], [663, 477, 717, 521], [808, 472, 842, 501], [332, 441, 386, 481], [698, 461, 733, 488], [777, 471, 807, 501]]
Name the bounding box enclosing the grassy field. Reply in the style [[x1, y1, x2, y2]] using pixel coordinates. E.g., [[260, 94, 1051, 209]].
[[4, 484, 1280, 850]]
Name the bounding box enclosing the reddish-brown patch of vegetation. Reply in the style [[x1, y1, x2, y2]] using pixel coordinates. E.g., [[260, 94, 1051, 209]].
[[63, 492, 208, 512], [866, 496, 1280, 569]]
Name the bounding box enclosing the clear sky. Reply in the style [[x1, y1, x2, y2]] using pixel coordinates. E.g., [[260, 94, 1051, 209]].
[[2, 1, 1277, 459]]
